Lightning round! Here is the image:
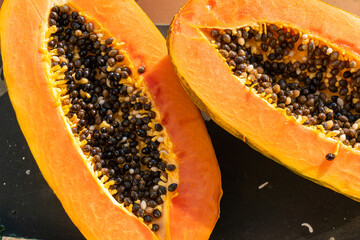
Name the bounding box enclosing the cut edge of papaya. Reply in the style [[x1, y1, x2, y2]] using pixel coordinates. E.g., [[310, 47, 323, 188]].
[[168, 0, 360, 201], [0, 0, 222, 239]]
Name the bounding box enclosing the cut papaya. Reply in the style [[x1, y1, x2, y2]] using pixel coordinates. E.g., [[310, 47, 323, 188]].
[[168, 0, 360, 200], [0, 0, 222, 239]]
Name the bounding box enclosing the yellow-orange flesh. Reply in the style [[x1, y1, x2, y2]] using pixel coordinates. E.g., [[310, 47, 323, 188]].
[[46, 4, 179, 235], [0, 0, 222, 239], [208, 23, 360, 153]]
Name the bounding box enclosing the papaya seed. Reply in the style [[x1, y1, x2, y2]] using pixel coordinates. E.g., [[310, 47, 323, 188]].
[[326, 153, 335, 161]]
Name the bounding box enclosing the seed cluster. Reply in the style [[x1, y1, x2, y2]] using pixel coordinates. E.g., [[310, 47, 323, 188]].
[[47, 5, 178, 231], [211, 24, 360, 149]]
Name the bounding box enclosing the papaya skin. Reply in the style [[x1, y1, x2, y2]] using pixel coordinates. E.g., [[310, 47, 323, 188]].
[[168, 0, 360, 201], [0, 0, 222, 239]]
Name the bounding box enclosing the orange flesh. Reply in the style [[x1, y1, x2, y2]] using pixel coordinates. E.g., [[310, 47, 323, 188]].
[[0, 0, 222, 239], [168, 0, 360, 200]]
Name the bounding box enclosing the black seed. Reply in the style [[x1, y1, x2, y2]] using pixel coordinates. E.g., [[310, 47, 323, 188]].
[[153, 123, 163, 131], [105, 37, 114, 45], [50, 11, 58, 20], [52, 6, 60, 13], [330, 68, 339, 76], [158, 186, 167, 195], [339, 88, 348, 96], [138, 66, 146, 74], [210, 29, 219, 37], [343, 71, 352, 78], [297, 44, 305, 51], [156, 196, 164, 205], [268, 53, 276, 61], [148, 111, 156, 119], [48, 40, 56, 48], [153, 209, 162, 218], [339, 80, 348, 88], [259, 42, 268, 52], [124, 197, 132, 206], [132, 203, 140, 213], [86, 22, 94, 32], [150, 190, 158, 199], [77, 15, 85, 24], [144, 215, 153, 223], [124, 182, 131, 190], [166, 164, 176, 171], [269, 38, 276, 48], [152, 224, 160, 231], [222, 33, 231, 43], [326, 153, 335, 161], [60, 5, 70, 13], [71, 11, 78, 20], [168, 183, 178, 192], [328, 85, 338, 92], [329, 51, 339, 61], [278, 34, 285, 42], [49, 19, 57, 26], [130, 191, 139, 200], [115, 54, 124, 62], [254, 33, 262, 42]]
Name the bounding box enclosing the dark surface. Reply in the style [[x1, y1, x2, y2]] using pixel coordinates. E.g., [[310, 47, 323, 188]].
[[1, 26, 360, 240]]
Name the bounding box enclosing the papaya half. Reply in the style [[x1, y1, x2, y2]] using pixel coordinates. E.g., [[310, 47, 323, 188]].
[[0, 0, 222, 239], [168, 0, 360, 201]]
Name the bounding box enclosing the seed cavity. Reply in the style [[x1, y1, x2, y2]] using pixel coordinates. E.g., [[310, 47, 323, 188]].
[[46, 5, 179, 232], [209, 24, 360, 151]]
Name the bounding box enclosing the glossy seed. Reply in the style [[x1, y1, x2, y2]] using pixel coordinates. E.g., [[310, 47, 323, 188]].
[[153, 209, 162, 218], [168, 183, 178, 192], [60, 5, 70, 13], [152, 224, 160, 231], [326, 153, 335, 161], [166, 164, 176, 171], [138, 66, 146, 74], [105, 37, 114, 45], [144, 215, 153, 223]]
